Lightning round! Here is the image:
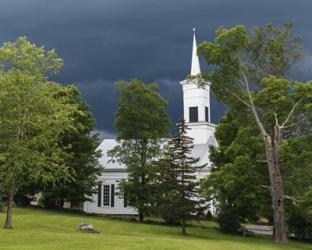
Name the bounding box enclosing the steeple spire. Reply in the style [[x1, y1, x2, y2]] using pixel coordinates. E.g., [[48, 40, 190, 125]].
[[191, 28, 201, 76]]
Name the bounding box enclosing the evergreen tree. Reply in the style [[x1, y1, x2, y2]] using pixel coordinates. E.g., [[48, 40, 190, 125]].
[[152, 153, 181, 225], [154, 120, 206, 234], [108, 79, 171, 222]]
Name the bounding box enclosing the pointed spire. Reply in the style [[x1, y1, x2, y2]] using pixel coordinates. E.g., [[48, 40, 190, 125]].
[[191, 28, 201, 76]]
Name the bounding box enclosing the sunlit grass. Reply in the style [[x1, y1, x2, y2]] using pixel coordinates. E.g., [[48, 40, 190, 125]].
[[0, 207, 310, 250]]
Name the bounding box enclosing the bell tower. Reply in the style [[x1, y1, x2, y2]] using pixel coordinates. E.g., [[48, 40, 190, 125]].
[[180, 28, 215, 144]]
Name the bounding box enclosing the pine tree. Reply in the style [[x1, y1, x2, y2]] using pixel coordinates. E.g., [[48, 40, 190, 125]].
[[154, 119, 206, 234]]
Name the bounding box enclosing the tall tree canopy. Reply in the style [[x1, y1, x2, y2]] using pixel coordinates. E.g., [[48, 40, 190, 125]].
[[0, 37, 84, 228], [109, 79, 171, 222], [198, 23, 312, 242]]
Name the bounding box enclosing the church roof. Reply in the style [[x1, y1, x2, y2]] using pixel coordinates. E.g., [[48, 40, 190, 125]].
[[96, 137, 217, 172]]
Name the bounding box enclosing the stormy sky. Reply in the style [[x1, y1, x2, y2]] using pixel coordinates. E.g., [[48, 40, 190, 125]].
[[1, 0, 311, 139]]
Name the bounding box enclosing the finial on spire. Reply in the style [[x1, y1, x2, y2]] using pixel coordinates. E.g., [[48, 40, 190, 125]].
[[191, 28, 201, 76]]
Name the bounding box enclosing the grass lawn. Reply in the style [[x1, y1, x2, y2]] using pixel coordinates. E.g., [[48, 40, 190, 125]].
[[0, 208, 311, 250]]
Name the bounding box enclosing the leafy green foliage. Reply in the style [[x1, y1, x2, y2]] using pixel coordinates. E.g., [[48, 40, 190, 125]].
[[113, 80, 170, 140], [109, 79, 171, 222], [201, 108, 271, 231], [287, 192, 312, 240], [0, 38, 73, 189], [203, 108, 312, 237], [280, 135, 312, 238], [0, 181, 3, 210], [40, 86, 101, 208], [217, 205, 242, 234]]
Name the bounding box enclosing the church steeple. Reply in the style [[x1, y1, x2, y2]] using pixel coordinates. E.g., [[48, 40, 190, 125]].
[[191, 28, 201, 76], [180, 28, 215, 145]]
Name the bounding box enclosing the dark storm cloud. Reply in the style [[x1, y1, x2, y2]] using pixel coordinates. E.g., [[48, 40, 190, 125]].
[[0, 0, 311, 136]]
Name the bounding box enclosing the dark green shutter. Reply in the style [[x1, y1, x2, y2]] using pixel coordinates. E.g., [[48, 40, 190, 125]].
[[111, 184, 115, 207], [124, 192, 128, 207], [97, 183, 102, 207]]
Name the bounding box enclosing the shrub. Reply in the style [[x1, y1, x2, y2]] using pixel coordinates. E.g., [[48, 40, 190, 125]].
[[288, 206, 312, 241], [217, 206, 242, 234], [0, 183, 3, 211], [161, 209, 181, 225]]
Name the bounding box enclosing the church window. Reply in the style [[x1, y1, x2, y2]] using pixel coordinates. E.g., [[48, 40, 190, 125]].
[[103, 185, 110, 206], [205, 106, 209, 122], [189, 107, 198, 122]]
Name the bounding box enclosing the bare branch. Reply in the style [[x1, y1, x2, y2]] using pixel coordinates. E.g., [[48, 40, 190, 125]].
[[280, 98, 304, 128], [274, 113, 279, 127], [281, 113, 312, 129], [256, 160, 268, 163], [261, 185, 271, 191], [234, 76, 248, 88], [261, 186, 300, 204], [223, 87, 252, 108], [284, 195, 300, 204], [240, 68, 267, 137]]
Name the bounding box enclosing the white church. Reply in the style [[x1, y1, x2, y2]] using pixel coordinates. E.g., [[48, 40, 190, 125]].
[[83, 29, 217, 215]]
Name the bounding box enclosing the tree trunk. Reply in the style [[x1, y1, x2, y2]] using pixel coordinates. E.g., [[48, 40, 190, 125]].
[[243, 69, 288, 243], [181, 219, 186, 235], [4, 191, 14, 229], [138, 141, 146, 223], [263, 126, 288, 243], [138, 210, 144, 222]]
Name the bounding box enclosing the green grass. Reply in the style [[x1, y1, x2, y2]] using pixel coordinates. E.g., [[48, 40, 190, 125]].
[[0, 208, 311, 250]]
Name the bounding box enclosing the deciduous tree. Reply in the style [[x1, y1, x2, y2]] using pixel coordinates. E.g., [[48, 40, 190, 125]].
[[201, 108, 271, 233], [198, 23, 311, 242], [108, 79, 171, 222], [0, 37, 78, 228], [41, 86, 101, 209]]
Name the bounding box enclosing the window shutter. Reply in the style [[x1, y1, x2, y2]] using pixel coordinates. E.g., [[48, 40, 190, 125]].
[[124, 192, 127, 208], [97, 183, 102, 207], [111, 184, 115, 207]]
